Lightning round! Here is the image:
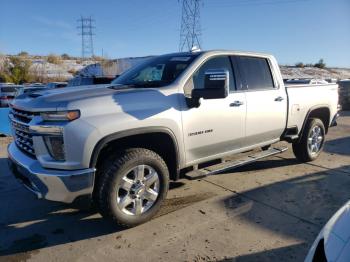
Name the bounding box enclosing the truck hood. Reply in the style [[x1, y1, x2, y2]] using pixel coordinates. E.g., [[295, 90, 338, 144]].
[[12, 85, 178, 120], [11, 84, 179, 122], [12, 84, 129, 111]]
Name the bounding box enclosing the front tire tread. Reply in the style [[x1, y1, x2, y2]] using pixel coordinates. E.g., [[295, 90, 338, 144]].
[[97, 148, 169, 227]]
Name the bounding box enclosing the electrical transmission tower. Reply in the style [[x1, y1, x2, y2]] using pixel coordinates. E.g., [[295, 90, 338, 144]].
[[77, 16, 95, 59], [179, 0, 202, 52]]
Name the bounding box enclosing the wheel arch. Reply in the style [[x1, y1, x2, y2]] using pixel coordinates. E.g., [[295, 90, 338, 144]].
[[90, 127, 181, 181], [298, 105, 330, 140]]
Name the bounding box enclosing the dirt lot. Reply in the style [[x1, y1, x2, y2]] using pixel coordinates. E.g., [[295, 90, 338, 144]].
[[0, 112, 350, 262]]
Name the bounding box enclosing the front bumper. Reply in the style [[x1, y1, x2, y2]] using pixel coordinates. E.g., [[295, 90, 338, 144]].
[[7, 142, 95, 203]]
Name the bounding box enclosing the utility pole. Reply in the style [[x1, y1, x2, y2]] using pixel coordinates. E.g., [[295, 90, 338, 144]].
[[77, 16, 95, 59], [179, 0, 202, 52]]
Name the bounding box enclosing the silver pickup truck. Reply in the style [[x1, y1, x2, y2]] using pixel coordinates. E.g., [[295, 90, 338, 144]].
[[7, 50, 339, 226]]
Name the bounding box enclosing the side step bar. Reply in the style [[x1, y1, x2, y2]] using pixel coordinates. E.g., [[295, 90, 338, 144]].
[[184, 147, 288, 180]]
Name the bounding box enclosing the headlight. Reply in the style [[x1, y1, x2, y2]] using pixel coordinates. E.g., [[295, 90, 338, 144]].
[[41, 110, 80, 121], [44, 136, 65, 161]]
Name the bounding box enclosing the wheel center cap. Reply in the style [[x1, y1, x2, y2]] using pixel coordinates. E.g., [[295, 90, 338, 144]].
[[131, 183, 145, 196]]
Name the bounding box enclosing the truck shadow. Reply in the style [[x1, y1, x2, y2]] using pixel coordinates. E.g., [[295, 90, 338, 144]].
[[217, 243, 307, 262], [221, 157, 301, 174], [340, 110, 350, 117], [324, 136, 350, 156], [218, 165, 350, 261]]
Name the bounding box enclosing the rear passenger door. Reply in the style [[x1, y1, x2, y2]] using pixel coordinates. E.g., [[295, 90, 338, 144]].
[[233, 56, 287, 147]]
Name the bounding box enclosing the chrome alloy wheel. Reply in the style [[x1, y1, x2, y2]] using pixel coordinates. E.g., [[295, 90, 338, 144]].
[[307, 125, 324, 156], [116, 165, 160, 216]]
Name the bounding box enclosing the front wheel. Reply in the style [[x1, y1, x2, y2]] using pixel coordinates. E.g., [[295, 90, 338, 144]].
[[97, 148, 169, 227], [292, 118, 325, 162]]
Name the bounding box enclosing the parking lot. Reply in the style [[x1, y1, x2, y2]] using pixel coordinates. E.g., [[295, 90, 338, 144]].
[[0, 111, 349, 262]]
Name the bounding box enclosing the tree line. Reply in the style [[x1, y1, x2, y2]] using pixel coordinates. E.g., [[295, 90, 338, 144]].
[[295, 59, 326, 69]]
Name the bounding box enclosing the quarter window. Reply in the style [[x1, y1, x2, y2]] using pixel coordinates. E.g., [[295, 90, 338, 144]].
[[236, 56, 275, 90]]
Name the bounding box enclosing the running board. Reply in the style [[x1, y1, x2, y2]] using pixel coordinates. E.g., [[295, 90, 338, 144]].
[[184, 147, 288, 180]]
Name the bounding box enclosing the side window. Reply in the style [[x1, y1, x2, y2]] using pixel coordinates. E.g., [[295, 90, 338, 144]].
[[236, 56, 275, 90], [193, 56, 236, 92]]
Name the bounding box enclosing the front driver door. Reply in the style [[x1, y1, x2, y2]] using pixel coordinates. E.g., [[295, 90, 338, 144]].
[[181, 55, 246, 165]]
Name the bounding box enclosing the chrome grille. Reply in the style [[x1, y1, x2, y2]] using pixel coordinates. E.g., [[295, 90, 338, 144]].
[[10, 109, 37, 157], [11, 107, 37, 124]]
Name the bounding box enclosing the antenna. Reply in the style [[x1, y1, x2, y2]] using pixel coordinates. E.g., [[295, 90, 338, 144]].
[[77, 16, 95, 59], [179, 0, 202, 52]]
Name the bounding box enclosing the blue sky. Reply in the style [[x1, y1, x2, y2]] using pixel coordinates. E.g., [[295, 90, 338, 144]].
[[1, 0, 349, 67]]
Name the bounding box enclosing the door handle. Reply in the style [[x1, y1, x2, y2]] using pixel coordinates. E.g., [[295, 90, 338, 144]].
[[275, 96, 284, 102], [230, 101, 244, 107]]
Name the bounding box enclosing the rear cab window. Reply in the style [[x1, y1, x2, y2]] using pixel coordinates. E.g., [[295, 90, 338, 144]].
[[234, 56, 275, 90]]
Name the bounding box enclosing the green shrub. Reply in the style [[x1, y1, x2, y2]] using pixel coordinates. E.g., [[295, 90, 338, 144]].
[[61, 53, 70, 60], [314, 59, 326, 69], [0, 56, 33, 84], [18, 51, 29, 56], [47, 54, 62, 64]]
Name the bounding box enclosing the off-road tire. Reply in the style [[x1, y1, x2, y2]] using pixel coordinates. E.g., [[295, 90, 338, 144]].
[[292, 118, 325, 162], [97, 148, 169, 227]]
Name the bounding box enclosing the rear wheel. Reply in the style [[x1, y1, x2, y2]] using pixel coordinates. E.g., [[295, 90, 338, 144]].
[[292, 118, 325, 162], [97, 148, 169, 227]]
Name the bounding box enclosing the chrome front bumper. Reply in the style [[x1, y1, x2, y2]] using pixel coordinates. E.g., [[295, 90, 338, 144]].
[[7, 142, 95, 203]]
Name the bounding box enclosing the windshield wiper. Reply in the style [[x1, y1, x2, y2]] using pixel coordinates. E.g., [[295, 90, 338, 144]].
[[109, 82, 163, 89], [130, 82, 164, 88], [108, 84, 137, 90]]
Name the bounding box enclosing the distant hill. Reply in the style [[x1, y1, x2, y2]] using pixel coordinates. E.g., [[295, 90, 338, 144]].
[[1, 54, 350, 82], [0, 54, 97, 82], [280, 66, 350, 80], [79, 60, 350, 80]]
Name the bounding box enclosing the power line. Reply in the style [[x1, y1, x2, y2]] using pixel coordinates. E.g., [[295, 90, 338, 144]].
[[205, 0, 309, 8], [179, 0, 202, 52], [77, 16, 95, 59]]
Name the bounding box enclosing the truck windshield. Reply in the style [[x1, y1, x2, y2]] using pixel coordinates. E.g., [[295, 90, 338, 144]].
[[111, 53, 199, 88]]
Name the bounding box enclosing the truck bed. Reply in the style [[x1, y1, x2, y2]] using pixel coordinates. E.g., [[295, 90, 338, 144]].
[[285, 83, 339, 131]]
